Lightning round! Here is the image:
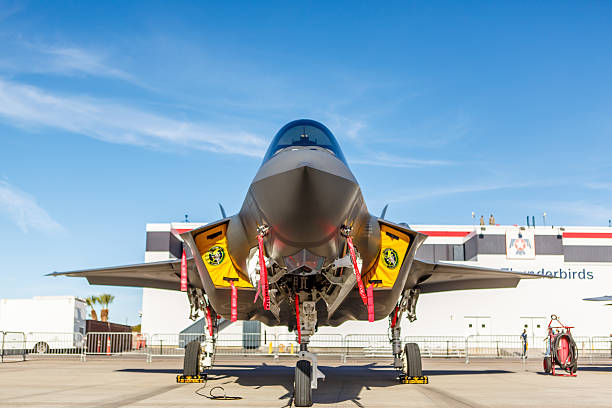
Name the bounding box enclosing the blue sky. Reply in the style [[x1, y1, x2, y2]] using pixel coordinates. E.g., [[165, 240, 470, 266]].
[[1, 1, 611, 325]]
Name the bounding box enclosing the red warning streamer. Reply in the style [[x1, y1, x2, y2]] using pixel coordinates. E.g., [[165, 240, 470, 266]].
[[230, 281, 238, 322], [391, 306, 399, 328], [367, 283, 375, 322], [295, 294, 301, 344], [180, 249, 188, 292], [257, 234, 270, 310], [205, 306, 213, 337], [346, 236, 368, 305]]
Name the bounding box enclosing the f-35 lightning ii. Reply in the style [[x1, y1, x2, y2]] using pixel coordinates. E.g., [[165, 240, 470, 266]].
[[52, 119, 537, 407]]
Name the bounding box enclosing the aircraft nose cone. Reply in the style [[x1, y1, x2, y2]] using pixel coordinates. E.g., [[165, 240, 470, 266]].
[[250, 157, 360, 246]]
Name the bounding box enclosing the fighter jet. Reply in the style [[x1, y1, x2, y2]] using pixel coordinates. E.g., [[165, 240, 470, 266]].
[[52, 119, 538, 407]]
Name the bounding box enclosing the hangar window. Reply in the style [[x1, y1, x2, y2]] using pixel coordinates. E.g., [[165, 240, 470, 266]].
[[536, 324, 541, 328], [468, 323, 473, 328], [524, 324, 528, 328], [263, 119, 347, 165], [481, 324, 486, 328]]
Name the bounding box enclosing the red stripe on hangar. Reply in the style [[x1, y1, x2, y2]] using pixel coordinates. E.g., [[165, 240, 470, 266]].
[[173, 229, 193, 234], [562, 232, 612, 239], [418, 231, 472, 237]]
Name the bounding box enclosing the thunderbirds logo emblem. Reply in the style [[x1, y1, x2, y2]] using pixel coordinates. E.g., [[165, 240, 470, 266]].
[[382, 248, 399, 269], [205, 246, 225, 266], [508, 234, 532, 255], [505, 230, 536, 259]]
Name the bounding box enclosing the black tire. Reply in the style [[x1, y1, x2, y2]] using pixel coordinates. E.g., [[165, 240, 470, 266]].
[[543, 357, 552, 374], [33, 342, 49, 354], [404, 343, 422, 377], [294, 360, 313, 407], [183, 341, 201, 376]]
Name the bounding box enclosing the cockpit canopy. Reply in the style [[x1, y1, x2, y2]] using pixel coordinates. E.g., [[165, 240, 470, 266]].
[[262, 119, 347, 165]]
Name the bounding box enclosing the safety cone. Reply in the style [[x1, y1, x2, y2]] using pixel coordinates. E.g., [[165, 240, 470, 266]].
[[106, 337, 111, 356], [97, 338, 101, 353]]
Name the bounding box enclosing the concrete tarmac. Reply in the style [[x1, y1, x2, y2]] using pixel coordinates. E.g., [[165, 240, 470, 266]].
[[0, 356, 611, 407]]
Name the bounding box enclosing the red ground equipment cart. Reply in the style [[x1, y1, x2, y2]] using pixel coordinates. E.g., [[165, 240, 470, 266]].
[[543, 314, 578, 376]]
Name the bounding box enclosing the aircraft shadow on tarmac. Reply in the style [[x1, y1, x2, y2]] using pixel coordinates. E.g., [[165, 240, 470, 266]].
[[578, 365, 612, 372], [117, 363, 513, 407]]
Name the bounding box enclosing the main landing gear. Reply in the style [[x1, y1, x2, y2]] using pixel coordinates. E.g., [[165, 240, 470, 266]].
[[182, 309, 217, 378], [391, 289, 424, 381]]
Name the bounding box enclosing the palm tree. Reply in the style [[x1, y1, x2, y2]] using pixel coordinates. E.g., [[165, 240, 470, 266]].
[[98, 294, 115, 322], [85, 296, 99, 320]]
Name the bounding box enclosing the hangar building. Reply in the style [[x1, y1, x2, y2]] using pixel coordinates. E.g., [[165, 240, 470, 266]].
[[141, 222, 612, 342]]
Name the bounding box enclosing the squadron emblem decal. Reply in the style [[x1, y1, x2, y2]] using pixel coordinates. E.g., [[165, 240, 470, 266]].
[[205, 246, 225, 266], [382, 248, 399, 269]]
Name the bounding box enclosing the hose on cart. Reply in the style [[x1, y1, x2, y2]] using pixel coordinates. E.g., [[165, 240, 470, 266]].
[[551, 333, 578, 372]]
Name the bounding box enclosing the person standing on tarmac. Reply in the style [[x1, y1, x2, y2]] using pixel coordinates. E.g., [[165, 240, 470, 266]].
[[521, 329, 528, 358]]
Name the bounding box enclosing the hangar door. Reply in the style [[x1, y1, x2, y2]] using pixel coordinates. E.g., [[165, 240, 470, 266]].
[[464, 316, 491, 336], [520, 316, 547, 346]]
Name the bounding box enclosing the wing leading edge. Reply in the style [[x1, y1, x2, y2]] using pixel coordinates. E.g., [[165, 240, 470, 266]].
[[409, 259, 541, 293], [48, 259, 202, 291], [583, 295, 612, 302]]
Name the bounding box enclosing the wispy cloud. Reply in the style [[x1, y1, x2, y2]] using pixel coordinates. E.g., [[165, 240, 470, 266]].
[[397, 113, 472, 148], [585, 182, 612, 191], [386, 181, 542, 203], [351, 152, 453, 168], [34, 45, 133, 80], [322, 112, 366, 140], [0, 180, 64, 234], [0, 79, 268, 157], [545, 201, 612, 225], [0, 42, 136, 82]]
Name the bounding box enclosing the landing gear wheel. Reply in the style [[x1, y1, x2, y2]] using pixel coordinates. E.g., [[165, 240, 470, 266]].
[[294, 359, 313, 407], [33, 342, 49, 354], [403, 343, 422, 377], [543, 357, 552, 374], [183, 340, 201, 376]]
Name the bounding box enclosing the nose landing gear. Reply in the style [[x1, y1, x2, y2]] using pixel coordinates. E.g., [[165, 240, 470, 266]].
[[293, 295, 325, 407]]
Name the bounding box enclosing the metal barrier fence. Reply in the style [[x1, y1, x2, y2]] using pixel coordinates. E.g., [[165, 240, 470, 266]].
[[405, 336, 466, 358], [86, 332, 146, 359], [591, 336, 612, 359], [1, 331, 26, 362], [345, 334, 392, 358], [2, 331, 611, 363], [25, 332, 85, 359]]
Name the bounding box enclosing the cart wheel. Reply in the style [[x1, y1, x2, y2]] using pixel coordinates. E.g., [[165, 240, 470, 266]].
[[543, 357, 552, 374]]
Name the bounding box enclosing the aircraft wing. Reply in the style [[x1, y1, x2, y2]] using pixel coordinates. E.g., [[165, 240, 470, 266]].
[[583, 295, 612, 302], [48, 259, 202, 291], [410, 259, 540, 293]]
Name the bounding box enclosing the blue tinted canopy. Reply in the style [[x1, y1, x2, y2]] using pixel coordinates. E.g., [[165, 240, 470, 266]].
[[263, 119, 347, 164]]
